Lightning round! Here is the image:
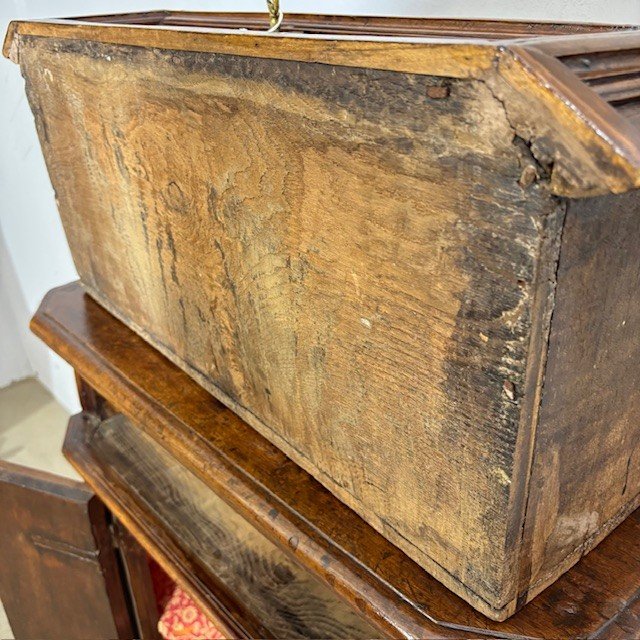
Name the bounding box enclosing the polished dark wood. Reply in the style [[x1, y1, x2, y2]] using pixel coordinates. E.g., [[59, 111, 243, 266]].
[[113, 521, 163, 640], [32, 282, 640, 639], [0, 460, 134, 639]]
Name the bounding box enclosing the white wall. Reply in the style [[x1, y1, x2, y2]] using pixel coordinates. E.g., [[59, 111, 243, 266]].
[[1, 0, 638, 412], [0, 228, 32, 387]]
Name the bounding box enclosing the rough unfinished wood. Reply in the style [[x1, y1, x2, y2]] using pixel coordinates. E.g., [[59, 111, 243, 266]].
[[8, 13, 640, 620]]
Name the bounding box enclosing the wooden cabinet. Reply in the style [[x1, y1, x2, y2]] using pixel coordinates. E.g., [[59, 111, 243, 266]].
[[7, 12, 640, 618]]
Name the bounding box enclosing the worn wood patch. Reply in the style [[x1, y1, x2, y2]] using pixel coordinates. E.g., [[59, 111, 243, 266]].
[[19, 36, 566, 617]]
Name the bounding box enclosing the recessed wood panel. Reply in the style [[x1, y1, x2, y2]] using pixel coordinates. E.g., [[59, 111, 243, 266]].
[[64, 412, 377, 640]]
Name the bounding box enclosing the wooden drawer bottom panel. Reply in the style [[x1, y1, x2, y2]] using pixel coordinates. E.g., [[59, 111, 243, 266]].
[[63, 412, 377, 640]]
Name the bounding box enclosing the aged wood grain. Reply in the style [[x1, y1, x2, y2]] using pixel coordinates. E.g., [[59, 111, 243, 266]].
[[17, 34, 567, 618], [2, 19, 498, 79], [65, 412, 377, 640], [35, 287, 468, 640]]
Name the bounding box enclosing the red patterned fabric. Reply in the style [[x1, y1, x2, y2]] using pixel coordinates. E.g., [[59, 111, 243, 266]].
[[149, 558, 225, 640], [158, 586, 225, 640]]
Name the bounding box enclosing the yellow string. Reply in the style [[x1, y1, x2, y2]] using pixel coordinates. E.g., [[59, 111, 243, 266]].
[[266, 0, 280, 29]]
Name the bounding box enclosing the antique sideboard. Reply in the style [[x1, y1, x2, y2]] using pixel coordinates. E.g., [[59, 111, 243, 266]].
[[6, 12, 640, 621], [2, 280, 635, 639]]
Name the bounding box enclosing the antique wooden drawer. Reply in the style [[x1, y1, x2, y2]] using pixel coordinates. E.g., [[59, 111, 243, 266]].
[[6, 12, 640, 620]]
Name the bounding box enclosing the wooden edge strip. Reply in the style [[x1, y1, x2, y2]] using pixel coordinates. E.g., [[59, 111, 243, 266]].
[[72, 11, 633, 36], [2, 21, 19, 62], [62, 413, 254, 640], [2, 18, 497, 79], [502, 200, 566, 617]]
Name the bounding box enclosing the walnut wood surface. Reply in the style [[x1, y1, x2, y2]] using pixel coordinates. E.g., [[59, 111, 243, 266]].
[[65, 412, 378, 640], [0, 460, 134, 639], [32, 282, 640, 638]]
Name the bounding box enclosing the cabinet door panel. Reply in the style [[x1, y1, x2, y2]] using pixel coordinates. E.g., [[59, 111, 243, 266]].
[[0, 461, 134, 640]]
